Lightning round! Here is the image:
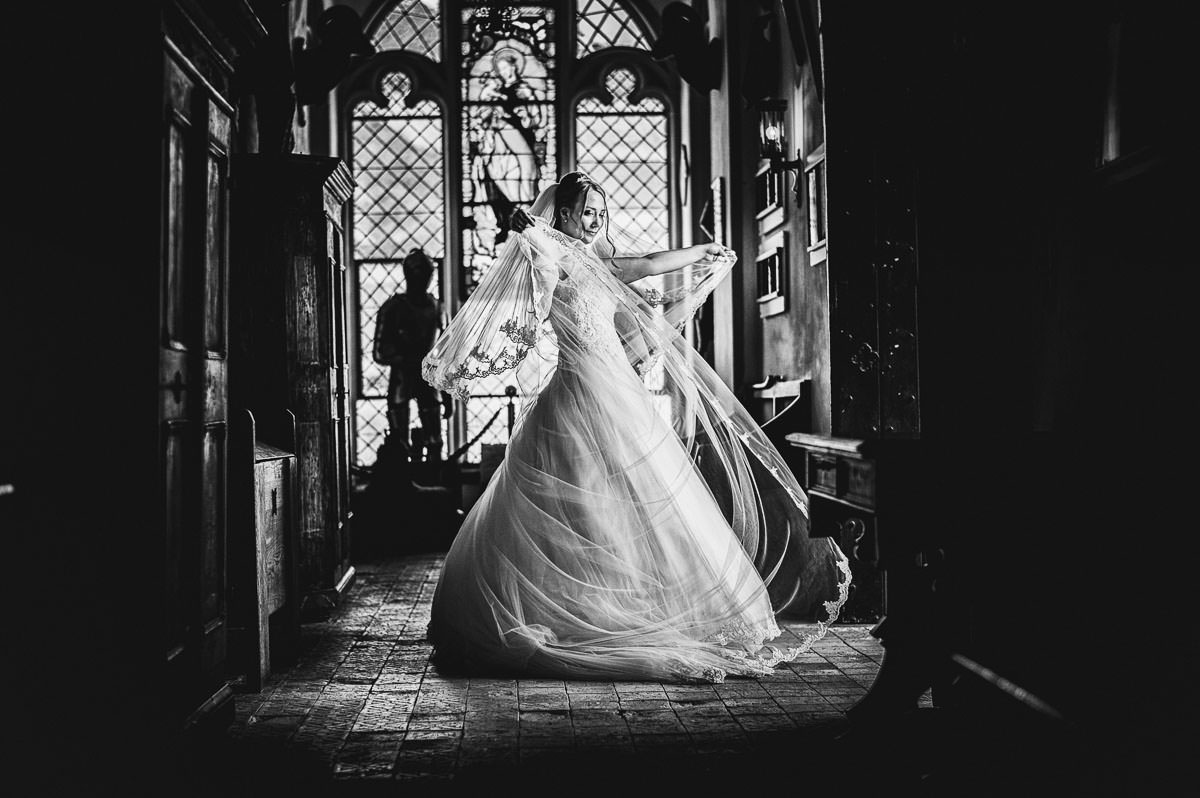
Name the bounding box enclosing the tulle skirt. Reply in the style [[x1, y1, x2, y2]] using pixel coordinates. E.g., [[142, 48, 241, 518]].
[[428, 350, 813, 683]]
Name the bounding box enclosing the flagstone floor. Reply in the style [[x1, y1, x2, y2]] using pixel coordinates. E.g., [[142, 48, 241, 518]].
[[211, 554, 933, 796]]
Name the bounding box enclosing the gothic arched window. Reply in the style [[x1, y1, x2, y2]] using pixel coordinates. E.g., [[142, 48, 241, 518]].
[[350, 72, 445, 463], [346, 0, 677, 465]]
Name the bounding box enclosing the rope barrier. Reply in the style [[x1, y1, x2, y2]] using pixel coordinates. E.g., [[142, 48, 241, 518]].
[[446, 405, 505, 462]]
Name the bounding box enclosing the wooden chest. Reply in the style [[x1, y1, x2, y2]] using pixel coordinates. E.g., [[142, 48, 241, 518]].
[[229, 408, 302, 691], [786, 432, 885, 622]]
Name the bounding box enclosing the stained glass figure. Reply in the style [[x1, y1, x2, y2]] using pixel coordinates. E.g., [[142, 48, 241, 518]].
[[461, 4, 557, 298]]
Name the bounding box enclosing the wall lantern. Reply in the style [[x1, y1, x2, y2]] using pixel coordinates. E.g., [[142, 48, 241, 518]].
[[757, 99, 804, 203]]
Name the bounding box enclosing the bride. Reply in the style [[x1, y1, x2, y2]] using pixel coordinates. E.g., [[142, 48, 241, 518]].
[[422, 172, 850, 683]]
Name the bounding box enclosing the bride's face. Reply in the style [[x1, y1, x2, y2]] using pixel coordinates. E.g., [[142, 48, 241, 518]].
[[559, 189, 607, 244]]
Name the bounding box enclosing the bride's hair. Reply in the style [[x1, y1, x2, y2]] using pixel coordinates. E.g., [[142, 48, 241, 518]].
[[552, 171, 616, 257]]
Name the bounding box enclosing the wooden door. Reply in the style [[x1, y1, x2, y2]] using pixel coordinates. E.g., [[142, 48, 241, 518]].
[[820, 2, 921, 441], [161, 44, 233, 722]]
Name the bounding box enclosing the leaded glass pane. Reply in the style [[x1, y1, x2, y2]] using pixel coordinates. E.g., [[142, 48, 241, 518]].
[[372, 0, 442, 60], [352, 72, 447, 465], [577, 67, 671, 399], [576, 68, 669, 251], [356, 398, 391, 467], [576, 0, 651, 57]]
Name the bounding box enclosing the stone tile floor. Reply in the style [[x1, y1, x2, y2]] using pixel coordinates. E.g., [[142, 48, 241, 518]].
[[175, 552, 1184, 798], [216, 554, 930, 796]]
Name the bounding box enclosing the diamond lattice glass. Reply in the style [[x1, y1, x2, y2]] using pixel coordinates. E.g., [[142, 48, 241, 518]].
[[372, 0, 442, 60], [576, 0, 651, 57], [576, 68, 669, 251], [352, 72, 447, 465]]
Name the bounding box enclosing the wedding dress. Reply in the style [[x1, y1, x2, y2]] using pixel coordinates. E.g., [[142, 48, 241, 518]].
[[422, 182, 851, 683]]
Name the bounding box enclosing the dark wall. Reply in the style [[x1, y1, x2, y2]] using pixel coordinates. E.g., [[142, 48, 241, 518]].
[[6, 3, 276, 792], [7, 5, 168, 792], [820, 0, 1192, 790]]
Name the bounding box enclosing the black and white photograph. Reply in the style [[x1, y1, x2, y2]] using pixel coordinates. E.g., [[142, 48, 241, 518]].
[[4, 1, 1192, 795]]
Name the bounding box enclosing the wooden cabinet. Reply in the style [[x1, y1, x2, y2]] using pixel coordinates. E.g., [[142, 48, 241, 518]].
[[786, 433, 890, 623], [229, 410, 300, 690], [254, 445, 294, 617], [786, 431, 938, 624], [230, 155, 355, 613]]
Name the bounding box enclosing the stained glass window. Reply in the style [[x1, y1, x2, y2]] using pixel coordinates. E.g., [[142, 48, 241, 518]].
[[457, 3, 558, 462], [576, 0, 651, 56], [372, 0, 442, 60], [350, 0, 671, 466], [460, 3, 557, 299], [352, 72, 447, 465]]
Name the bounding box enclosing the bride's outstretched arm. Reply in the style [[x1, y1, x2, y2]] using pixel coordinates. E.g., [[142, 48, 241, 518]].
[[609, 242, 732, 283]]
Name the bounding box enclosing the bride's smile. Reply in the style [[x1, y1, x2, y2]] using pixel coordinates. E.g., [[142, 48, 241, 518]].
[[556, 187, 607, 244]]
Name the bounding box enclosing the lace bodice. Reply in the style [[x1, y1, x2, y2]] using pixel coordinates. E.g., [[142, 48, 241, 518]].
[[535, 227, 627, 364], [552, 271, 625, 363]]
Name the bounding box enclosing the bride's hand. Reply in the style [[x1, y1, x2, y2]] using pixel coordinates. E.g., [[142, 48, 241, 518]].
[[699, 243, 733, 262], [511, 208, 535, 233]]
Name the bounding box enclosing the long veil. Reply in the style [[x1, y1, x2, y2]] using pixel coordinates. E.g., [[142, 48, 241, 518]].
[[423, 178, 851, 675]]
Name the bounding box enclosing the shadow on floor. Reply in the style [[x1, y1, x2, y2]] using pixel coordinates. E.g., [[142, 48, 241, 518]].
[[166, 707, 1102, 798]]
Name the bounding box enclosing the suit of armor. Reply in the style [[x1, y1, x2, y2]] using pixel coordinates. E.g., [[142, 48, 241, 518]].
[[373, 253, 448, 460]]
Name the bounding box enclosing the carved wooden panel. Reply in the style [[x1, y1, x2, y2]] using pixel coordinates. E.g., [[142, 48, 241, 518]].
[[871, 142, 920, 438], [826, 132, 881, 438], [163, 65, 193, 348], [328, 220, 352, 567], [198, 93, 231, 688], [160, 32, 234, 725], [255, 457, 288, 614], [163, 421, 189, 663], [204, 133, 228, 353], [808, 452, 838, 494], [199, 426, 225, 619], [844, 458, 877, 506], [823, 9, 921, 441], [230, 411, 301, 692], [162, 50, 201, 720], [811, 497, 884, 623], [199, 424, 227, 675], [296, 420, 327, 587], [786, 433, 885, 623], [230, 155, 354, 602]]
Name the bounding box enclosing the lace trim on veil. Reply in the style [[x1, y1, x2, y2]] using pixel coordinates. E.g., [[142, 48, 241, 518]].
[[421, 326, 541, 401], [688, 556, 854, 684]]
